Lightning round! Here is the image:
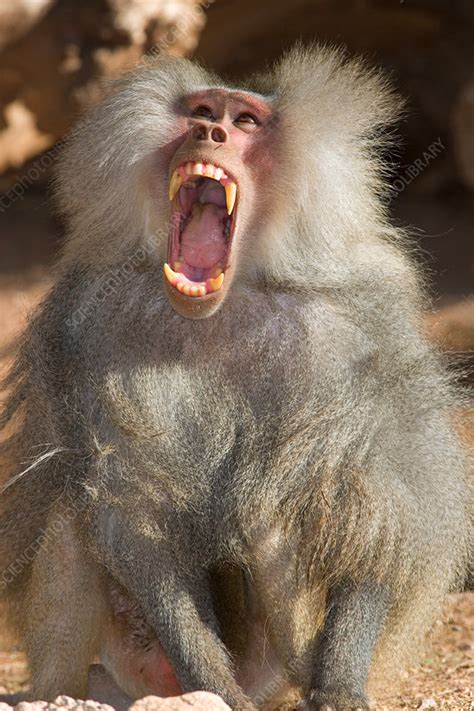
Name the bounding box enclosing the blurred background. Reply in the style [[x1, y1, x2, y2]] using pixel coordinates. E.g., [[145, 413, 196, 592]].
[[0, 2, 472, 709]]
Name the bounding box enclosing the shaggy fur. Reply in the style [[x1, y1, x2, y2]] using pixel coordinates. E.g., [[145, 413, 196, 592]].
[[0, 45, 469, 711]]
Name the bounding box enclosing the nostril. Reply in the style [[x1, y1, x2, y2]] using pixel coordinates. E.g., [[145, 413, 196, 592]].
[[192, 124, 208, 141], [211, 127, 227, 143], [191, 123, 227, 143]]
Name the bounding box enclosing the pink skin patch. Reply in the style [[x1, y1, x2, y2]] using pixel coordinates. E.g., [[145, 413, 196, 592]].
[[127, 642, 181, 697], [105, 584, 182, 699]]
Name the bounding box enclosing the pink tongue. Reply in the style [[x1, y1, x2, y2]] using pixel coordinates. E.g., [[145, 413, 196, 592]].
[[181, 204, 227, 269]]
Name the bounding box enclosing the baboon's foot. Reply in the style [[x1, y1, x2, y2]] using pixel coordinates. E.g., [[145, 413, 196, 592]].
[[298, 689, 368, 711]]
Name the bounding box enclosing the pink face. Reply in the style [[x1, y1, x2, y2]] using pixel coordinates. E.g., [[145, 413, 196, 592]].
[[186, 89, 274, 150], [162, 89, 276, 319]]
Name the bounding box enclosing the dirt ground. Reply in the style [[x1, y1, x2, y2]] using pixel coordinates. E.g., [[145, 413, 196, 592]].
[[0, 593, 471, 709], [378, 593, 473, 710], [0, 193, 472, 711]]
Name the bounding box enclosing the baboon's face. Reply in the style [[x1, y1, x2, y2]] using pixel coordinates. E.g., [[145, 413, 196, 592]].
[[162, 89, 275, 319]]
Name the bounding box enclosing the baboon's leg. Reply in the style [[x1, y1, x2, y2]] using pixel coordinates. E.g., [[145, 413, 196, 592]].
[[94, 510, 255, 711], [235, 578, 297, 710], [242, 534, 323, 708], [24, 508, 107, 700], [302, 581, 389, 711]]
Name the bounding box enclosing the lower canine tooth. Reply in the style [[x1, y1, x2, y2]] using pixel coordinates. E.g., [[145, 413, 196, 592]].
[[164, 262, 179, 285], [208, 273, 224, 292]]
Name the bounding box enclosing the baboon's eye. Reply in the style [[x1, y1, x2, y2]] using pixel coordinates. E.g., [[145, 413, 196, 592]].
[[192, 106, 215, 121], [235, 112, 259, 126]]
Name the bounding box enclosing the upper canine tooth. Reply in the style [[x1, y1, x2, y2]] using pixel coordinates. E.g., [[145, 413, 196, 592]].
[[208, 272, 224, 292], [168, 170, 182, 202], [163, 262, 179, 285], [224, 182, 237, 215]]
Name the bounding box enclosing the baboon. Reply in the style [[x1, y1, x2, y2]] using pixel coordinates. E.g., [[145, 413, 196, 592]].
[[0, 45, 469, 711]]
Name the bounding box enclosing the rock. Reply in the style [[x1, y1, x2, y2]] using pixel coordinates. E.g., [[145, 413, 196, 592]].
[[0, 699, 121, 711], [0, 0, 53, 50], [129, 692, 231, 710], [0, 695, 232, 711], [51, 699, 77, 709], [0, 0, 206, 175], [417, 699, 437, 710]]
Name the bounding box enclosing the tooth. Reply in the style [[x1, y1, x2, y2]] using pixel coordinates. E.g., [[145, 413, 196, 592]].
[[204, 164, 215, 178], [176, 282, 185, 293], [173, 260, 183, 271], [224, 183, 237, 215], [198, 285, 206, 296], [163, 262, 179, 285], [185, 162, 193, 175], [214, 167, 223, 180], [194, 163, 204, 175], [168, 170, 182, 202], [190, 285, 200, 296], [211, 266, 223, 278], [208, 273, 224, 292], [182, 284, 191, 296]]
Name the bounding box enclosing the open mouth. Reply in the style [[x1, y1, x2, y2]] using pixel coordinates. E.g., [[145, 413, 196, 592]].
[[164, 161, 237, 298]]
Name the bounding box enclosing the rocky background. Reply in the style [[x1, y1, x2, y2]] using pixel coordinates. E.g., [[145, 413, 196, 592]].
[[0, 1, 472, 710]]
